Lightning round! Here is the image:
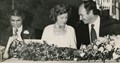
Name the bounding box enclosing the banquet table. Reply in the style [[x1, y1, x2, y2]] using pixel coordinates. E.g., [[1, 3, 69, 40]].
[[1, 58, 119, 63]]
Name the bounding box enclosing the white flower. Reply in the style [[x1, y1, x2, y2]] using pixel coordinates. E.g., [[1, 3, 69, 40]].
[[80, 52, 85, 57], [114, 38, 120, 48], [105, 44, 112, 51], [82, 45, 86, 49], [80, 45, 86, 50], [23, 30, 29, 34], [74, 58, 78, 61], [110, 35, 116, 38], [117, 35, 120, 38], [98, 47, 104, 52], [97, 37, 109, 43], [110, 41, 115, 46], [96, 41, 101, 46], [93, 45, 98, 50], [113, 52, 120, 59]]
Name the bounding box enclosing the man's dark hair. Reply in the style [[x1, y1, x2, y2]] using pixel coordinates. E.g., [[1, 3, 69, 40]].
[[9, 9, 25, 20], [83, 1, 100, 15]]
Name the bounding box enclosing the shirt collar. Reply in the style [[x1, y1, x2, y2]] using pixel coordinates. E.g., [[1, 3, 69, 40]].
[[13, 25, 23, 31], [89, 16, 100, 39], [89, 16, 100, 26]]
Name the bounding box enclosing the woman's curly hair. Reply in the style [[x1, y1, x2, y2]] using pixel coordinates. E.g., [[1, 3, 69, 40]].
[[49, 4, 71, 22]]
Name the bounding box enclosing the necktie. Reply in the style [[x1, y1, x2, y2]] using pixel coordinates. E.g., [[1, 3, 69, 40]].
[[91, 24, 97, 43], [13, 29, 22, 41], [14, 29, 18, 36]]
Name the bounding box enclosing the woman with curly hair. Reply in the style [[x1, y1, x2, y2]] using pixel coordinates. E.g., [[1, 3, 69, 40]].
[[41, 4, 76, 49]]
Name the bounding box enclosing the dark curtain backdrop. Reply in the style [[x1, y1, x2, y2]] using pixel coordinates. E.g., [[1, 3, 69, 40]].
[[31, 0, 82, 29]]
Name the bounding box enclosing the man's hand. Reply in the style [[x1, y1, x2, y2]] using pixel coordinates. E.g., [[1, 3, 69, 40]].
[[3, 52, 9, 58], [11, 34, 18, 40], [3, 35, 18, 59]]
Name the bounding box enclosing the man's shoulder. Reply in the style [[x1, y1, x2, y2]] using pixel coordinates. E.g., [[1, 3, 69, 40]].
[[100, 16, 119, 26], [74, 21, 88, 28], [100, 16, 120, 36], [1, 26, 12, 34], [100, 16, 118, 23]]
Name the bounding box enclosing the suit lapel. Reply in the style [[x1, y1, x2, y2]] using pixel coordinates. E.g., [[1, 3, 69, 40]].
[[81, 23, 90, 45], [86, 24, 90, 44], [21, 26, 30, 39], [7, 26, 13, 37], [21, 26, 27, 39]]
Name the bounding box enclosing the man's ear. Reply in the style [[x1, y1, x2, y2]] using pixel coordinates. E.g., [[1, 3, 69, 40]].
[[88, 10, 93, 15]]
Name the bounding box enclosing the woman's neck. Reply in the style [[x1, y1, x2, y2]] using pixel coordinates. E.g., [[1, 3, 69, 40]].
[[55, 23, 65, 29], [53, 23, 67, 35]]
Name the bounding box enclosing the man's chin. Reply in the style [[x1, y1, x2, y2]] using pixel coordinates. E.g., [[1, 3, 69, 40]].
[[13, 26, 20, 29], [82, 21, 87, 24]]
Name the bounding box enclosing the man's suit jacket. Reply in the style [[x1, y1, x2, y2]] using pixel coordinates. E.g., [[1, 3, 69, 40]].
[[0, 26, 35, 46], [75, 16, 120, 49]]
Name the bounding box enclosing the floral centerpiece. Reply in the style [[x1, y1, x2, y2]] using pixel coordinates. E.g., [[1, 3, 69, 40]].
[[77, 35, 120, 62], [9, 40, 77, 61], [8, 35, 120, 62]]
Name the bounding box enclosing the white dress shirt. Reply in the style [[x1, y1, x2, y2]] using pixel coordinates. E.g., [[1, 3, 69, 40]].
[[13, 25, 23, 41], [89, 16, 100, 43]]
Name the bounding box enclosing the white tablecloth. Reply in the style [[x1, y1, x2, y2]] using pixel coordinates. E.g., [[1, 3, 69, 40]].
[[1, 58, 119, 63]]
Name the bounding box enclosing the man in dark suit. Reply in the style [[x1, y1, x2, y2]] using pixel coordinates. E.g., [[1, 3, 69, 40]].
[[0, 26, 35, 46], [0, 9, 35, 46], [0, 9, 35, 58], [75, 1, 120, 49]]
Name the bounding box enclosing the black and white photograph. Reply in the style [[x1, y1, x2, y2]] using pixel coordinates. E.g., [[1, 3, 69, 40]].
[[0, 0, 120, 63]]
